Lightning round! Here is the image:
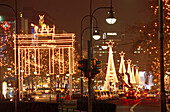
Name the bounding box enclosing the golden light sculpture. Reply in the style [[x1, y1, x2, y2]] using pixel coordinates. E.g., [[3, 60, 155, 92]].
[[127, 59, 136, 84], [118, 51, 130, 87], [13, 16, 76, 97], [103, 41, 118, 91]]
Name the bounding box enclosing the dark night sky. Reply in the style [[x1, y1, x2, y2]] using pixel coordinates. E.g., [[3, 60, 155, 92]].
[[1, 0, 152, 43], [22, 0, 152, 42]]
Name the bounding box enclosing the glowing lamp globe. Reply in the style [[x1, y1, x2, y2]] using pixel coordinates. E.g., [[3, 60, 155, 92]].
[[101, 45, 108, 49], [106, 10, 117, 24], [93, 29, 101, 40]]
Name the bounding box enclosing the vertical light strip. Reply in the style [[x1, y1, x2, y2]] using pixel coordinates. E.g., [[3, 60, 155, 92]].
[[69, 47, 72, 96], [135, 66, 139, 85], [14, 35, 16, 76], [28, 49, 30, 75], [72, 48, 74, 73], [21, 50, 24, 98], [49, 48, 51, 75], [52, 48, 54, 74], [131, 65, 136, 83], [18, 48, 20, 98], [38, 48, 40, 75], [59, 48, 60, 74], [62, 48, 64, 74], [35, 48, 36, 73], [69, 48, 71, 73], [25, 49, 27, 75]]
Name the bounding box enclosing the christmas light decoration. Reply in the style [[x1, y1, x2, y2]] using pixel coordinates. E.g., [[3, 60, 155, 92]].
[[118, 51, 129, 86], [131, 64, 136, 84], [103, 41, 118, 91], [127, 59, 136, 84], [135, 0, 170, 86], [1, 21, 11, 30], [13, 16, 76, 96], [135, 66, 139, 85]]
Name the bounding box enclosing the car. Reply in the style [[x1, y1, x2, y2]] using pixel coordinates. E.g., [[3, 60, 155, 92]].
[[22, 94, 34, 102], [111, 91, 119, 99], [35, 88, 52, 94], [118, 90, 125, 98], [101, 91, 107, 100], [106, 91, 112, 100], [102, 91, 109, 100], [126, 89, 140, 99], [140, 91, 148, 98], [60, 92, 66, 100], [145, 91, 157, 99], [9, 95, 22, 102], [94, 91, 101, 101]]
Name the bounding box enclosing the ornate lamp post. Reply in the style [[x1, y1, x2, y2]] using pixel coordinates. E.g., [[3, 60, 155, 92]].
[[88, 0, 116, 111]]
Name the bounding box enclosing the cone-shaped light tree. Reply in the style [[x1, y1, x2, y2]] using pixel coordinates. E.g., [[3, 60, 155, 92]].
[[118, 51, 129, 85], [103, 41, 118, 91], [127, 59, 136, 84]]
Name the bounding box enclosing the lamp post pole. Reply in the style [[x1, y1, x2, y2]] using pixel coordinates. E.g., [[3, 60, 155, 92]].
[[88, 0, 116, 112], [88, 0, 93, 111], [80, 15, 98, 98], [159, 0, 166, 112]]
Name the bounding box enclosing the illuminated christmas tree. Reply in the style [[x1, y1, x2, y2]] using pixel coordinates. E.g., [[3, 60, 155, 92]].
[[127, 59, 136, 84], [118, 51, 129, 85], [103, 41, 118, 91]]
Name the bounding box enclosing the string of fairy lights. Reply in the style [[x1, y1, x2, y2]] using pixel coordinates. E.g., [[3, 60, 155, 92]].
[[0, 21, 15, 79], [136, 0, 170, 85]]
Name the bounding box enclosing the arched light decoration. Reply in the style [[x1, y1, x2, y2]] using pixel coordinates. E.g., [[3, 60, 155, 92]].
[[93, 29, 101, 40], [106, 10, 117, 24]]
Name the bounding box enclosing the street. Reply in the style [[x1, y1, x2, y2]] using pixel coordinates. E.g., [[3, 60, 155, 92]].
[[106, 98, 162, 112]]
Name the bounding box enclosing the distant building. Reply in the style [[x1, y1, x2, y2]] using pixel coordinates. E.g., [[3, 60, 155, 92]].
[[93, 31, 152, 74]]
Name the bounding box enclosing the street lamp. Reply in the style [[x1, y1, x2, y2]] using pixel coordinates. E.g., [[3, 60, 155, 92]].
[[80, 15, 98, 98], [93, 28, 101, 40], [88, 0, 116, 111], [106, 9, 116, 24], [106, 0, 116, 25]]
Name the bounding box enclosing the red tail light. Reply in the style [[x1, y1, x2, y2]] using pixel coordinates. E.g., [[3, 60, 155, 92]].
[[134, 93, 136, 96], [130, 91, 133, 94], [126, 93, 129, 97], [137, 94, 140, 97]]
